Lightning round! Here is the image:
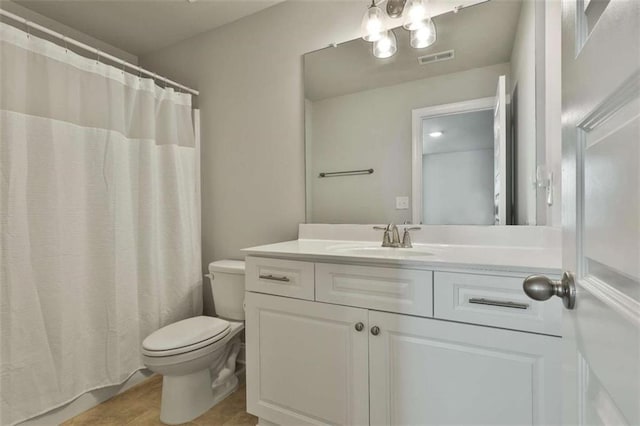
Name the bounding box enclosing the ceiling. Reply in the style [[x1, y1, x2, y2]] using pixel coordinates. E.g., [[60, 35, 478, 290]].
[[13, 0, 283, 56], [304, 0, 522, 101], [422, 109, 494, 155]]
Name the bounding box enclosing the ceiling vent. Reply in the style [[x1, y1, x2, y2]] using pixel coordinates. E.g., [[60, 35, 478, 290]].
[[417, 50, 455, 65]]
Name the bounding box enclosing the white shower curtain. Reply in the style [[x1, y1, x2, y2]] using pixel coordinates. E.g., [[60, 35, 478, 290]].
[[0, 22, 202, 425]]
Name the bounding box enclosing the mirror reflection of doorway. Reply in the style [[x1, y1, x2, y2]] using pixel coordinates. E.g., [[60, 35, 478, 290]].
[[412, 76, 515, 226], [421, 109, 495, 225]]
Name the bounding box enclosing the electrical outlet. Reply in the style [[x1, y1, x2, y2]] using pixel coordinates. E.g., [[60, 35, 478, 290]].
[[396, 196, 409, 210]]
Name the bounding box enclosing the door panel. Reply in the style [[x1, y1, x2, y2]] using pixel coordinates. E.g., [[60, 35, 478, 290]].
[[369, 311, 561, 426], [245, 292, 369, 426], [561, 0, 640, 424]]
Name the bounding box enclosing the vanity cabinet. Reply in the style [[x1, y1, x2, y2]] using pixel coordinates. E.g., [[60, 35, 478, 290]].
[[245, 292, 370, 426], [245, 256, 562, 426], [368, 310, 560, 426]]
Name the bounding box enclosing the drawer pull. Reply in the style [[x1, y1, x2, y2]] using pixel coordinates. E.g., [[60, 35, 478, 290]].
[[259, 274, 290, 282], [468, 298, 529, 310]]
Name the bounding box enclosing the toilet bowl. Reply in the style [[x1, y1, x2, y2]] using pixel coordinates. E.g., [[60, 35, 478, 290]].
[[142, 260, 246, 425]]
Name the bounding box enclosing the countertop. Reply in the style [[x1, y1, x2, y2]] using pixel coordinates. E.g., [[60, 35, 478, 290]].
[[242, 239, 562, 275]]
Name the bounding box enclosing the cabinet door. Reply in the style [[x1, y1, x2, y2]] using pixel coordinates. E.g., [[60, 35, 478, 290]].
[[369, 311, 561, 426], [246, 292, 369, 426]]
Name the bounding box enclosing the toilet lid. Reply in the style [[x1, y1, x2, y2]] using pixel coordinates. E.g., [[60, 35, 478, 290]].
[[142, 316, 230, 354], [208, 260, 245, 275]]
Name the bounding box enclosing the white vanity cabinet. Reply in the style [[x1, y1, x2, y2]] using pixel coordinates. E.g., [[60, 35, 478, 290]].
[[245, 256, 562, 426], [368, 310, 560, 426], [245, 292, 370, 426]]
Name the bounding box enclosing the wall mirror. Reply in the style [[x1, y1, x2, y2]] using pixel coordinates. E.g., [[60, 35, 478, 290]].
[[304, 0, 547, 225]]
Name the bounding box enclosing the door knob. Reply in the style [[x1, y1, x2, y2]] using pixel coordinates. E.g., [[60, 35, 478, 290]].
[[370, 326, 380, 336], [523, 272, 576, 309], [355, 322, 364, 332]]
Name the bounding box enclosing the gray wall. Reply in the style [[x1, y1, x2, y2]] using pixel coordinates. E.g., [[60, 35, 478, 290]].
[[308, 62, 510, 224], [140, 2, 365, 269], [0, 1, 138, 64]]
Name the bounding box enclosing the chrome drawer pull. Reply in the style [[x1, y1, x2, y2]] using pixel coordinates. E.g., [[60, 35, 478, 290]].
[[468, 298, 529, 310], [259, 274, 290, 282]]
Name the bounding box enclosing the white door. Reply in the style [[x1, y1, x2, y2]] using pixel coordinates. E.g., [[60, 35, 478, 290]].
[[494, 75, 508, 225], [368, 310, 561, 426], [245, 292, 369, 426], [525, 1, 640, 424]]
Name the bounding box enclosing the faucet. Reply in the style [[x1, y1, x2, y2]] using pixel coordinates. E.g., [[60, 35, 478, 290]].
[[401, 226, 421, 248], [374, 224, 421, 248], [373, 224, 401, 247]]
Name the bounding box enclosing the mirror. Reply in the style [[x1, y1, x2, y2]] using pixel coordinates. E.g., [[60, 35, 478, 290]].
[[304, 0, 544, 225]]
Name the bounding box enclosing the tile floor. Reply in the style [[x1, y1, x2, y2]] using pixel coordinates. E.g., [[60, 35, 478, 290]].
[[62, 375, 257, 426]]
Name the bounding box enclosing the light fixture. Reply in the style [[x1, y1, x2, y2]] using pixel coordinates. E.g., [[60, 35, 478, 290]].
[[360, 0, 437, 58], [361, 0, 385, 42], [410, 18, 436, 48], [403, 0, 429, 30], [373, 30, 397, 58], [429, 131, 443, 138]]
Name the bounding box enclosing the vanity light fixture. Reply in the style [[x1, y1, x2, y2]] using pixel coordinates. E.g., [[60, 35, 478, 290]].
[[402, 0, 429, 30], [373, 30, 398, 59], [361, 0, 385, 42], [429, 131, 443, 138], [410, 18, 436, 48], [362, 0, 437, 58]]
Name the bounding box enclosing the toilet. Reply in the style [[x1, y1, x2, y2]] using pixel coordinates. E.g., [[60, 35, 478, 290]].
[[141, 260, 246, 425]]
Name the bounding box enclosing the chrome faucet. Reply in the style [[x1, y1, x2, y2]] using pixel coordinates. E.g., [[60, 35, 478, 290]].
[[373, 224, 401, 247], [374, 224, 421, 248], [401, 226, 421, 248]]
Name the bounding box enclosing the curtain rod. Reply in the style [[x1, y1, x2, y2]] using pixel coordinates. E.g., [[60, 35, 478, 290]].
[[0, 8, 199, 96]]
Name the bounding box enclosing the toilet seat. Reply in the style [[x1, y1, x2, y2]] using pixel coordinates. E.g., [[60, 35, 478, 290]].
[[142, 316, 230, 357]]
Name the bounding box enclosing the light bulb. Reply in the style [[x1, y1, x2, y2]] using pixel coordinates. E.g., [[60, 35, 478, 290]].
[[361, 3, 385, 42], [410, 19, 436, 48], [373, 30, 397, 59], [403, 0, 430, 30]]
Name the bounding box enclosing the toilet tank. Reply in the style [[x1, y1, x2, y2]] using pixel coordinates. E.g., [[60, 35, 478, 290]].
[[207, 260, 246, 321]]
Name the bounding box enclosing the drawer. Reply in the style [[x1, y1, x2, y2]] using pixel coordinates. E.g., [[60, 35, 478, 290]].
[[316, 263, 433, 317], [245, 256, 315, 300], [434, 272, 562, 336]]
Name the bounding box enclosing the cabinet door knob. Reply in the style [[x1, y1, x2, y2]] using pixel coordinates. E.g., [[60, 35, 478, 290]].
[[355, 322, 364, 332], [370, 326, 380, 336]]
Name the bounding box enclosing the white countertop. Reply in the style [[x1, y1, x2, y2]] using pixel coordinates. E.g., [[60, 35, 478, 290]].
[[242, 239, 562, 274]]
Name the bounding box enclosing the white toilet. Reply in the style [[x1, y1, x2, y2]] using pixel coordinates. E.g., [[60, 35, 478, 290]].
[[142, 260, 246, 425]]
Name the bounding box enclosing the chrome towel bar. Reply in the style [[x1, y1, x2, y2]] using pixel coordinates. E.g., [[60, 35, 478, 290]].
[[319, 168, 374, 178]]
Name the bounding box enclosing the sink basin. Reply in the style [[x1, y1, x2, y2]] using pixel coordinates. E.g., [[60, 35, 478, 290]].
[[326, 243, 434, 257]]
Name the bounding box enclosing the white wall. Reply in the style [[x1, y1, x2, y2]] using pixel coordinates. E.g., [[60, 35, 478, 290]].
[[308, 62, 510, 224], [140, 2, 365, 270], [510, 0, 537, 225], [423, 149, 494, 225]]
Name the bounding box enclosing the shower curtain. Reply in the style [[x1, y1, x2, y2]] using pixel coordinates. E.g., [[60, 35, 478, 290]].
[[0, 22, 202, 425]]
